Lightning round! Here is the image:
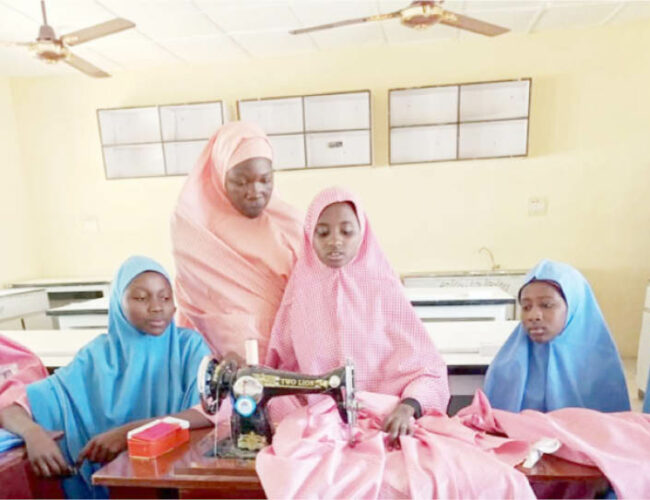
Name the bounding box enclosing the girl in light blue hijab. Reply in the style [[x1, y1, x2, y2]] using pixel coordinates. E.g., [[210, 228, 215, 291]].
[[484, 259, 630, 413], [0, 256, 212, 498]]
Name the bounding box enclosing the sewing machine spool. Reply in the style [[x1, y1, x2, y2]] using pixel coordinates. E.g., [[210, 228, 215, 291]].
[[197, 356, 358, 459]]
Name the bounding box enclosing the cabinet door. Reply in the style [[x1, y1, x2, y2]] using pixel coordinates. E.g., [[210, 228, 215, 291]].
[[160, 102, 223, 141], [458, 119, 528, 159], [103, 144, 165, 179], [390, 125, 457, 163], [98, 107, 160, 145], [238, 97, 303, 135], [304, 91, 370, 131], [305, 130, 371, 168], [390, 86, 458, 127], [163, 140, 206, 175], [268, 134, 306, 170], [459, 80, 530, 122]]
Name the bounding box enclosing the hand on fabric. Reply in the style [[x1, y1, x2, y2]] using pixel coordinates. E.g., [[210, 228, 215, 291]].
[[23, 426, 71, 477], [382, 403, 415, 448], [77, 427, 128, 465]]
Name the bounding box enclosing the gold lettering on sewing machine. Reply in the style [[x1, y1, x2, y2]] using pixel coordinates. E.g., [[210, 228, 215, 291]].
[[251, 373, 329, 390]]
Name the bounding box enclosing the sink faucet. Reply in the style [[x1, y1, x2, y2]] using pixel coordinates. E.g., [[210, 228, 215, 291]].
[[479, 247, 500, 271]]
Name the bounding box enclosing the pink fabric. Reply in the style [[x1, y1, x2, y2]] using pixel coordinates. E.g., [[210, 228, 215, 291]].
[[458, 391, 650, 498], [171, 121, 302, 359], [266, 187, 450, 413], [256, 391, 535, 499], [0, 334, 48, 414]]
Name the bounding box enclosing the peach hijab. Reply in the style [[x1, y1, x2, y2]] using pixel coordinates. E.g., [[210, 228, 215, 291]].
[[171, 121, 302, 359]]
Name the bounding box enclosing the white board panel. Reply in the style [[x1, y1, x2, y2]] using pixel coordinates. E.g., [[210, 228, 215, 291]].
[[304, 92, 370, 131], [459, 119, 528, 159], [160, 102, 223, 141], [459, 80, 530, 122], [163, 140, 206, 175], [238, 97, 303, 134], [390, 86, 458, 126], [98, 107, 161, 145], [306, 130, 371, 168], [103, 144, 165, 179], [390, 125, 457, 164], [268, 134, 305, 170]]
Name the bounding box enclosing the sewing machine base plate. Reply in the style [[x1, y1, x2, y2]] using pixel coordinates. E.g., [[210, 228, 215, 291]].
[[204, 438, 257, 460]]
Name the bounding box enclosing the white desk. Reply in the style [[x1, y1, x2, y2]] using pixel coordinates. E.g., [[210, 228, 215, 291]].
[[47, 297, 109, 330], [1, 329, 102, 368], [426, 320, 518, 398], [406, 286, 516, 321], [11, 278, 110, 309], [0, 288, 51, 330]]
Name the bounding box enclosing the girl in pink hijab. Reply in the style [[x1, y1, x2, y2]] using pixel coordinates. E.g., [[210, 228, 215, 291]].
[[171, 121, 302, 361], [257, 188, 538, 498], [266, 186, 450, 438], [0, 334, 48, 414]]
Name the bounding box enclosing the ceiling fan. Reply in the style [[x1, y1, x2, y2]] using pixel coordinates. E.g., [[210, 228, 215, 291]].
[[290, 1, 509, 37], [0, 0, 135, 77]]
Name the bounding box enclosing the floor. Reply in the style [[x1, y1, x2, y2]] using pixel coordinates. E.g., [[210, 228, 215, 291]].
[[622, 357, 644, 412]]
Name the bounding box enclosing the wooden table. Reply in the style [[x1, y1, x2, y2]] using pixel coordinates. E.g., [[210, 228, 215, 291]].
[[93, 428, 609, 499]]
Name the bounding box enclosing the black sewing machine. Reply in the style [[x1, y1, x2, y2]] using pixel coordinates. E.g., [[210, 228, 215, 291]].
[[197, 355, 358, 459]]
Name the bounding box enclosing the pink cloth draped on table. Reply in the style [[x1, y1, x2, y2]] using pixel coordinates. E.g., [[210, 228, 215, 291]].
[[0, 334, 48, 413], [256, 391, 535, 499], [266, 187, 449, 413], [171, 121, 302, 360], [457, 390, 650, 499]]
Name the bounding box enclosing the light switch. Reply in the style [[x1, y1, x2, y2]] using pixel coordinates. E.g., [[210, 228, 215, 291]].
[[528, 196, 548, 216]]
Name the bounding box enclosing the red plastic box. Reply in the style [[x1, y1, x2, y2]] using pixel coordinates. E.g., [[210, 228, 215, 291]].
[[127, 417, 190, 459]]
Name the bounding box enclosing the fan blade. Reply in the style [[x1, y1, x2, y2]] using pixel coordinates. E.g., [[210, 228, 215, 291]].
[[440, 10, 509, 36], [290, 11, 400, 35], [61, 18, 134, 46], [64, 52, 110, 78], [0, 40, 33, 47]]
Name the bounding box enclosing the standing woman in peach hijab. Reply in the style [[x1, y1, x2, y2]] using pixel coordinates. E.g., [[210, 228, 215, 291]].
[[171, 122, 302, 360]]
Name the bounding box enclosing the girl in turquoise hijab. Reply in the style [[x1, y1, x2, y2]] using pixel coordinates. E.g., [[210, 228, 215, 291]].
[[0, 256, 212, 498], [644, 370, 650, 413], [484, 259, 630, 413]]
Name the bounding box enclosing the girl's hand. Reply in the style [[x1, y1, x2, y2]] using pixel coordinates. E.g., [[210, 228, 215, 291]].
[[382, 403, 415, 448], [77, 427, 128, 465], [23, 427, 71, 477]]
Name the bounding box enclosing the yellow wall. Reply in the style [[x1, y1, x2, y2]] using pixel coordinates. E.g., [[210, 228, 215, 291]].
[[6, 19, 650, 355], [0, 77, 38, 282]]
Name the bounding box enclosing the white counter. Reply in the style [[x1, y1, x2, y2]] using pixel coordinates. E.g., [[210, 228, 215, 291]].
[[405, 286, 516, 321], [0, 288, 51, 329], [11, 277, 111, 309], [1, 329, 102, 367], [47, 297, 109, 329]]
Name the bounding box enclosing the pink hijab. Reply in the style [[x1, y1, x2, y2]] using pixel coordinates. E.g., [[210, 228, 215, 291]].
[[0, 334, 48, 413], [266, 187, 450, 413], [171, 121, 302, 359]]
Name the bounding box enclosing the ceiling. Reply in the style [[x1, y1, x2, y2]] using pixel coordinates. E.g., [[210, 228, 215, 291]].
[[1, 0, 649, 77]]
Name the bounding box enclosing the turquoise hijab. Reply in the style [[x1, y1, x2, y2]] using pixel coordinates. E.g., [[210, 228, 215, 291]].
[[484, 260, 630, 413], [26, 256, 210, 498]]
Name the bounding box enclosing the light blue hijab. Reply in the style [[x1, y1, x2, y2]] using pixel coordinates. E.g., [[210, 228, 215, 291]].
[[26, 256, 210, 498], [484, 259, 630, 413]]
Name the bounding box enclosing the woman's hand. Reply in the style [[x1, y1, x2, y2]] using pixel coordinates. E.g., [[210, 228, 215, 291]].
[[382, 403, 415, 448], [77, 427, 128, 465], [23, 427, 71, 477]]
